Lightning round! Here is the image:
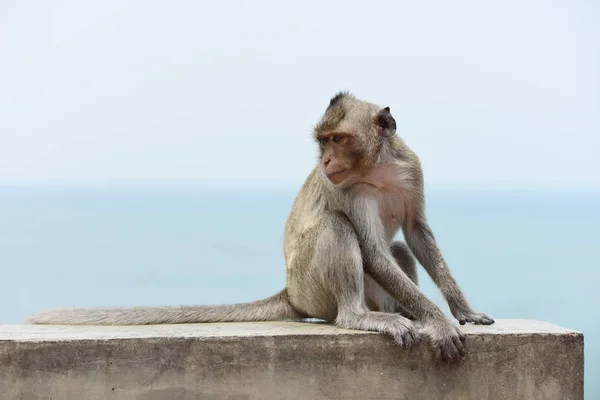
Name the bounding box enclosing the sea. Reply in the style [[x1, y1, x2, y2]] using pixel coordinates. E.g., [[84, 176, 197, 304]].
[[0, 184, 598, 397]]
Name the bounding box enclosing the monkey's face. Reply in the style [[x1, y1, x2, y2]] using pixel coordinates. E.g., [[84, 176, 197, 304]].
[[317, 132, 361, 185], [314, 92, 398, 186]]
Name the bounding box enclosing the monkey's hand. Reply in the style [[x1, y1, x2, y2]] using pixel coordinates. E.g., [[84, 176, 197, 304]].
[[419, 319, 466, 363], [450, 307, 495, 326]]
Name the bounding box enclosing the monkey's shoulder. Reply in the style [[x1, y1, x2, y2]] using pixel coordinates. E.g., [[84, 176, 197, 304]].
[[358, 159, 420, 191]]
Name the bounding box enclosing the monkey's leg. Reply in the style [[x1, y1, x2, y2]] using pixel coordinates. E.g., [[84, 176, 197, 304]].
[[318, 212, 419, 348], [391, 241, 418, 318], [364, 240, 417, 318], [404, 218, 494, 326], [391, 241, 418, 285]]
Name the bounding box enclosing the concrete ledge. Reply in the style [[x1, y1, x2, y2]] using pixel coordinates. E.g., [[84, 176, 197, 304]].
[[0, 319, 583, 400]]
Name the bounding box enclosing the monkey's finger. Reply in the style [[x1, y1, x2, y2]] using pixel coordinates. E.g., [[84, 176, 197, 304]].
[[391, 333, 404, 347], [393, 331, 416, 348], [453, 336, 466, 358], [409, 328, 420, 344], [438, 340, 458, 364], [444, 348, 460, 364], [415, 332, 423, 343], [398, 337, 409, 349], [409, 332, 421, 347], [402, 335, 413, 348]]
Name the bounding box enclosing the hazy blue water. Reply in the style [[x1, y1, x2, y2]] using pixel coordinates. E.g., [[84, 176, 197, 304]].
[[1, 185, 598, 396]]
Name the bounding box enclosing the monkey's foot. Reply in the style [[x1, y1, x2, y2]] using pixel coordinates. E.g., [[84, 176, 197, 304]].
[[337, 312, 419, 348], [385, 316, 420, 348], [452, 310, 495, 326], [420, 320, 466, 363]]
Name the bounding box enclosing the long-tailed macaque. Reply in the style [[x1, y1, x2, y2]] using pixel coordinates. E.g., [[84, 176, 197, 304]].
[[26, 92, 493, 362]]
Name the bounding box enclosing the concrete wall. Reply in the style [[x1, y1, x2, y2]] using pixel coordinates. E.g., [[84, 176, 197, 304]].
[[0, 319, 583, 400]]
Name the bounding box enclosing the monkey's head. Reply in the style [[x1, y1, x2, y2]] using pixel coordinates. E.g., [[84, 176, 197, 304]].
[[314, 91, 397, 186]]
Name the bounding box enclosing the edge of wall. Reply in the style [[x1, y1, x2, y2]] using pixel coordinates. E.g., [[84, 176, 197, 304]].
[[0, 319, 584, 400]]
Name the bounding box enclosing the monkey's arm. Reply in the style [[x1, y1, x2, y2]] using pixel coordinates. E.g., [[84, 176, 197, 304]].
[[351, 200, 453, 322], [350, 199, 466, 359], [403, 218, 494, 325]]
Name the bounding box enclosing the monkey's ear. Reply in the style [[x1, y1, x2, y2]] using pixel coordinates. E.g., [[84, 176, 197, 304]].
[[376, 107, 396, 137]]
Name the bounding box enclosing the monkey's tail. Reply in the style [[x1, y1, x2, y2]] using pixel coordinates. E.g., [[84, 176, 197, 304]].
[[24, 289, 303, 325]]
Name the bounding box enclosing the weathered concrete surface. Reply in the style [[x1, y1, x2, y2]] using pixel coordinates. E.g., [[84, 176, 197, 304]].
[[0, 319, 583, 400]]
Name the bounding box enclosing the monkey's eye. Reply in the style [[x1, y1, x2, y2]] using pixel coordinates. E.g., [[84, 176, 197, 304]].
[[332, 135, 344, 144], [319, 138, 328, 146]]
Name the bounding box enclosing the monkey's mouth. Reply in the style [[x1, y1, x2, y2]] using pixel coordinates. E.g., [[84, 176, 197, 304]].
[[326, 169, 350, 183], [327, 169, 347, 177]]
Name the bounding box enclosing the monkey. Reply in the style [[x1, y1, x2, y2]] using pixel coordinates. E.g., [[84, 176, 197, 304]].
[[25, 91, 494, 363]]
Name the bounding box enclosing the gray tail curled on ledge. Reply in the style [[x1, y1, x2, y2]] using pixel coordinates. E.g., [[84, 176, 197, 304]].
[[24, 289, 302, 325]]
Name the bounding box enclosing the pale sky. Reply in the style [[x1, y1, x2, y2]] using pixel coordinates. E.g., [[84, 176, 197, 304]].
[[1, 0, 598, 187]]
